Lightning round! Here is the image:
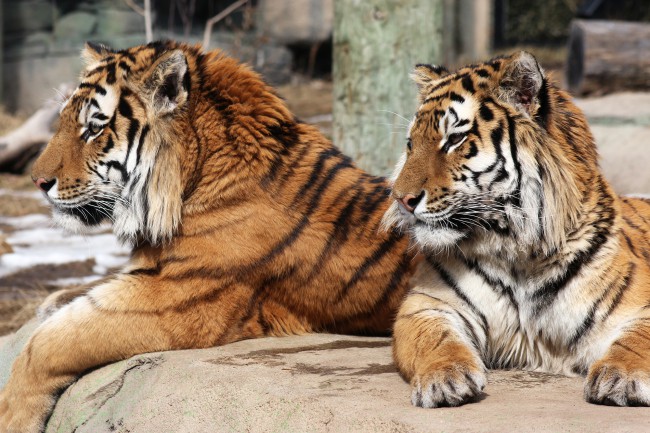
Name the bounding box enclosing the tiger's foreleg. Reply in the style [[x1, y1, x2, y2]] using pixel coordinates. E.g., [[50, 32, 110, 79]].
[[0, 276, 255, 433], [393, 291, 487, 408], [584, 315, 650, 406], [36, 276, 114, 321]]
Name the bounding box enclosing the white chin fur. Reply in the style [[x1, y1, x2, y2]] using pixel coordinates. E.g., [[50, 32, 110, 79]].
[[412, 224, 465, 251], [51, 209, 94, 234]]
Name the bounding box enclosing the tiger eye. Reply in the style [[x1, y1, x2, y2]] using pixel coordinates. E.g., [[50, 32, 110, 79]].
[[88, 123, 103, 135], [448, 133, 465, 145]]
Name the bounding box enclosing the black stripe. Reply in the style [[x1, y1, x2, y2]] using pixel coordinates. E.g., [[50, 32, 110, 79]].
[[118, 98, 133, 118], [465, 141, 478, 159], [293, 148, 345, 203], [613, 341, 644, 359], [475, 68, 490, 78], [123, 119, 141, 168], [334, 230, 402, 302], [330, 250, 412, 334], [118, 61, 131, 74], [479, 104, 494, 122], [135, 125, 150, 165], [429, 258, 489, 343], [78, 82, 106, 95], [450, 92, 465, 103], [168, 150, 356, 281], [461, 76, 475, 93], [359, 184, 390, 216], [490, 125, 504, 149], [532, 207, 613, 313], [304, 187, 364, 281], [105, 63, 117, 84], [102, 136, 114, 154], [106, 160, 128, 182], [507, 115, 522, 210], [535, 78, 550, 127], [87, 161, 106, 181], [263, 121, 300, 185], [623, 232, 639, 258], [568, 264, 635, 347], [448, 107, 458, 122], [463, 258, 519, 314]]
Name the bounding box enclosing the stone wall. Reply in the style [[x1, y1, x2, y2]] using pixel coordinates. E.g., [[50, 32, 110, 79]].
[[1, 0, 331, 113]]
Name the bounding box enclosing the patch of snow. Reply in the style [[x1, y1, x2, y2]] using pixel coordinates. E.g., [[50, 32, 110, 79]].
[[0, 214, 130, 278], [50, 275, 105, 287], [0, 189, 46, 201]]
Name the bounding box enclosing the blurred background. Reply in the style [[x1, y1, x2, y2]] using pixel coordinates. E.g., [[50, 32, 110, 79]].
[[0, 0, 649, 336]]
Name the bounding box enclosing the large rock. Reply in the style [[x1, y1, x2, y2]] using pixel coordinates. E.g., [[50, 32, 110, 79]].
[[575, 92, 650, 195], [1, 322, 648, 432], [54, 11, 98, 40], [3, 0, 58, 34], [257, 0, 333, 45], [95, 8, 145, 37]]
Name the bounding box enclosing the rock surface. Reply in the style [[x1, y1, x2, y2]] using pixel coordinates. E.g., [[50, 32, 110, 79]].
[[1, 322, 649, 433], [576, 92, 650, 195]]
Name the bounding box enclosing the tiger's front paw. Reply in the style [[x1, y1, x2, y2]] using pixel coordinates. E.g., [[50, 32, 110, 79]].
[[0, 388, 51, 433], [585, 362, 650, 406], [411, 361, 487, 408]]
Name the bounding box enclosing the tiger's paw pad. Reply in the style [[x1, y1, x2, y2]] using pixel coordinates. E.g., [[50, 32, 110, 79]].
[[585, 364, 650, 406], [411, 365, 486, 408]]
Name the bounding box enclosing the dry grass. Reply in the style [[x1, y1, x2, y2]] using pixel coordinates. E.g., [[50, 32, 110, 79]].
[[0, 290, 49, 336], [0, 193, 47, 218], [277, 80, 333, 118], [0, 108, 25, 136]]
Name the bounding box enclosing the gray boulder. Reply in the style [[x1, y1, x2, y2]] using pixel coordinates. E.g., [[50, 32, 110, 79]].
[[0, 322, 646, 433], [54, 12, 98, 40], [257, 0, 333, 45]]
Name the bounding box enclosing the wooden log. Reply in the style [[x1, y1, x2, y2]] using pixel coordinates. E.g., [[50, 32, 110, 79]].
[[333, 0, 444, 176], [566, 19, 650, 95], [0, 83, 72, 173]]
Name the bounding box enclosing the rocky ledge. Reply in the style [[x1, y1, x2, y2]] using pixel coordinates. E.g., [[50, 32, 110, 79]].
[[0, 321, 647, 433]]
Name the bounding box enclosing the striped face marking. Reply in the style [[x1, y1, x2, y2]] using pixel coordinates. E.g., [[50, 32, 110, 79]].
[[31, 43, 189, 244], [388, 58, 533, 251]]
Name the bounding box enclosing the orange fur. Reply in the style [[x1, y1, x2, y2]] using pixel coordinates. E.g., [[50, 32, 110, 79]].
[[386, 52, 650, 408], [0, 41, 417, 432]]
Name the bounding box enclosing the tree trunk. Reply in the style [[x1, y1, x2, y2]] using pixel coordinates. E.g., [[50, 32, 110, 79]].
[[333, 0, 444, 176], [566, 19, 650, 95]]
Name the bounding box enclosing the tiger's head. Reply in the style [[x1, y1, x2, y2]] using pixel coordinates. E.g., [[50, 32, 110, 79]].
[[32, 41, 191, 245], [384, 51, 597, 254]]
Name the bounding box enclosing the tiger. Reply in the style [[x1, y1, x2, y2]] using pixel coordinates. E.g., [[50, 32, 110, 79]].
[[383, 51, 650, 408], [0, 41, 417, 432]]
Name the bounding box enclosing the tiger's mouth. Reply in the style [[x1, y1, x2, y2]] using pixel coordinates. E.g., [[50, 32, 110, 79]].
[[55, 199, 115, 226], [414, 213, 467, 231]]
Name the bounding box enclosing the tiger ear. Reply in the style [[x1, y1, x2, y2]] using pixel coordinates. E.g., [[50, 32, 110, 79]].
[[145, 50, 190, 116], [411, 64, 449, 102], [81, 42, 114, 66], [497, 51, 545, 117]]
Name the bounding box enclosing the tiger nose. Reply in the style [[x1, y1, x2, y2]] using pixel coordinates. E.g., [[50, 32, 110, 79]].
[[34, 177, 56, 193], [399, 191, 425, 213]]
